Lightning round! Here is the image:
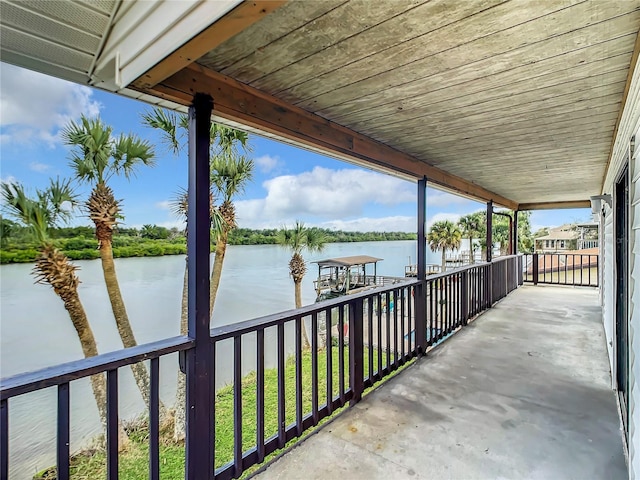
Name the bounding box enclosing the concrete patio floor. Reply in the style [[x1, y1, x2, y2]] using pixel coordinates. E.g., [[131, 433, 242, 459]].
[[253, 285, 627, 480]]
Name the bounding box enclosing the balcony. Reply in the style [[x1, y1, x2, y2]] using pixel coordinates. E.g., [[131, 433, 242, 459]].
[[255, 285, 626, 479], [1, 257, 625, 479]]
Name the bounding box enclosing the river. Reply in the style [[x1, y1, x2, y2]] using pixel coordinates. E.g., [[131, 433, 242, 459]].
[[1, 240, 436, 478]]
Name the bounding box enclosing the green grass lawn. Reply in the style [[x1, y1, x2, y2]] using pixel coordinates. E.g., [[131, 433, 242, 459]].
[[40, 346, 397, 479]]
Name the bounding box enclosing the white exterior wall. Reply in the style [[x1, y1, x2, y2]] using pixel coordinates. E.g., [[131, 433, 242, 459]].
[[632, 125, 640, 480], [601, 49, 640, 479]]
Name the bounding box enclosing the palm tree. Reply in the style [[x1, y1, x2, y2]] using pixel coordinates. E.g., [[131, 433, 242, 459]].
[[277, 221, 326, 347], [142, 108, 251, 440], [1, 180, 107, 425], [458, 212, 483, 264], [62, 116, 157, 412], [209, 154, 254, 315], [427, 220, 462, 270], [141, 107, 251, 318]]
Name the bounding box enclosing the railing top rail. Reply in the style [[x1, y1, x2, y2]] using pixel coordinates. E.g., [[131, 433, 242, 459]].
[[423, 255, 521, 282], [0, 335, 193, 400], [210, 278, 420, 342]]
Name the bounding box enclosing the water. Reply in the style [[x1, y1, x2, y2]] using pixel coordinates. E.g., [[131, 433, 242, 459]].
[[0, 241, 431, 478]]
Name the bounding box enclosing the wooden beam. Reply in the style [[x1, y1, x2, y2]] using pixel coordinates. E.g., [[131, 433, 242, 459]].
[[603, 28, 640, 185], [132, 1, 286, 90], [139, 63, 519, 210], [519, 201, 591, 210]]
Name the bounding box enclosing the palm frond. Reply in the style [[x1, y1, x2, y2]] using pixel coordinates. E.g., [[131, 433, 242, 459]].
[[1, 180, 76, 243], [211, 124, 251, 158], [210, 155, 254, 201], [170, 187, 189, 220], [111, 134, 156, 181], [63, 116, 113, 184], [141, 108, 185, 156], [45, 177, 79, 225]]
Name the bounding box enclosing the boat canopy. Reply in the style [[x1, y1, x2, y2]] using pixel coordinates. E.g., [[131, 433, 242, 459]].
[[313, 256, 383, 268]]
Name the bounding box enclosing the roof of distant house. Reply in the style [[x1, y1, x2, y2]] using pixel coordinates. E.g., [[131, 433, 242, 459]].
[[536, 224, 580, 241]]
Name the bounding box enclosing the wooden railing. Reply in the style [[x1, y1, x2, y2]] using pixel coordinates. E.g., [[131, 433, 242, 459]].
[[522, 253, 599, 287], [0, 256, 523, 480]]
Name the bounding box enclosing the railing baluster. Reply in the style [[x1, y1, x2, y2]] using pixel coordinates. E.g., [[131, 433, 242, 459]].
[[448, 276, 453, 332], [338, 306, 345, 405], [56, 382, 70, 480], [428, 280, 434, 345], [277, 323, 285, 448], [368, 298, 374, 381], [256, 329, 265, 463], [393, 289, 398, 368], [107, 369, 118, 480], [408, 286, 413, 352], [295, 317, 303, 436], [326, 308, 333, 413], [400, 288, 405, 361], [311, 313, 319, 425], [385, 291, 391, 369], [149, 358, 159, 480], [233, 335, 243, 478], [211, 341, 216, 468], [1, 399, 7, 480], [377, 294, 383, 374]]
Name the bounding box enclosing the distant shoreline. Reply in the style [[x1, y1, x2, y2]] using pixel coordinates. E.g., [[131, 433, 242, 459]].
[[0, 230, 417, 265]]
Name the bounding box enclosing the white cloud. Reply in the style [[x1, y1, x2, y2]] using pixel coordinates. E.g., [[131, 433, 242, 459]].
[[427, 190, 471, 207], [236, 166, 415, 227], [0, 175, 17, 186], [156, 200, 171, 210], [427, 212, 461, 230], [29, 162, 50, 173], [254, 154, 282, 173], [0, 63, 101, 146]]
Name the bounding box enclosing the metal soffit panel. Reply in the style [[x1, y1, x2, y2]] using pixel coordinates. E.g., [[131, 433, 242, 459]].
[[0, 0, 115, 79], [190, 0, 640, 207]]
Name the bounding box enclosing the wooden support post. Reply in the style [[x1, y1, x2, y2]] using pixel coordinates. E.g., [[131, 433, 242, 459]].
[[513, 210, 519, 255], [186, 93, 214, 480], [486, 201, 493, 263], [349, 299, 364, 405], [461, 270, 469, 326], [416, 177, 428, 354], [486, 201, 493, 305]]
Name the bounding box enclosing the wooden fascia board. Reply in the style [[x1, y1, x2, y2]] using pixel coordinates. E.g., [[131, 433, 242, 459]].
[[519, 201, 591, 210], [603, 28, 640, 187], [131, 1, 286, 90], [141, 64, 518, 210]]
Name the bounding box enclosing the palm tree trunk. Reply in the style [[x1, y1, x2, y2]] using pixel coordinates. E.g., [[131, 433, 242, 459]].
[[210, 230, 228, 317], [441, 248, 446, 270], [469, 236, 474, 264], [174, 261, 189, 441], [99, 240, 155, 412], [294, 279, 311, 348], [65, 290, 108, 426]]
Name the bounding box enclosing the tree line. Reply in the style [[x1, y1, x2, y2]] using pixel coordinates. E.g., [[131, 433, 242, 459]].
[[0, 220, 416, 264], [427, 210, 534, 269]]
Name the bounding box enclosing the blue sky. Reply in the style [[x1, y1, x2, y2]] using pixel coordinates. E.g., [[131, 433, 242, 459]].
[[0, 62, 591, 233]]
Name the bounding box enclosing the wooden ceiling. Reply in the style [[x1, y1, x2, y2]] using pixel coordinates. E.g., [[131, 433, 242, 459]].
[[136, 0, 640, 209]]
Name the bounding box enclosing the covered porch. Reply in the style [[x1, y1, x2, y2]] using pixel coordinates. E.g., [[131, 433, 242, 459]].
[[1, 1, 637, 479], [256, 285, 626, 479]]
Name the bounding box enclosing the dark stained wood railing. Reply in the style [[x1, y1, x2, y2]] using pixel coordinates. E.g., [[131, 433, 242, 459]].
[[522, 253, 599, 287], [0, 256, 523, 480]]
